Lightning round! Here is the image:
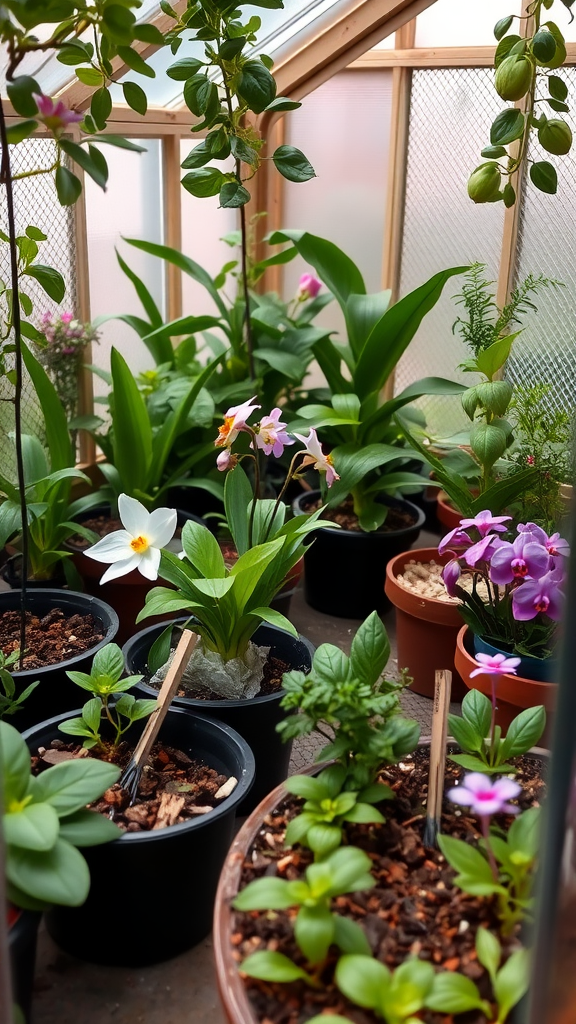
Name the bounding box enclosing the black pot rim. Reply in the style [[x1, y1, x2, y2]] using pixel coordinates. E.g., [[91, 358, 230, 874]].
[[0, 589, 119, 680], [22, 706, 255, 843], [123, 618, 314, 710], [292, 490, 426, 538]]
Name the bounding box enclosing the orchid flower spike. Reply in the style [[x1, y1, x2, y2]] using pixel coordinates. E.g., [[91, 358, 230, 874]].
[[293, 428, 339, 486], [447, 772, 521, 816], [85, 494, 177, 584], [252, 409, 294, 458], [215, 397, 260, 450], [470, 652, 522, 677]]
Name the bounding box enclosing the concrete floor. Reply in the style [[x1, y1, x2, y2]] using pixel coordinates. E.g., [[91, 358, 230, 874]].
[[31, 530, 454, 1024]]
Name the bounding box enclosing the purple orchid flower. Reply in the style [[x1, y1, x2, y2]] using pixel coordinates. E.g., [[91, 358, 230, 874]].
[[470, 652, 521, 677], [512, 566, 565, 621], [458, 510, 512, 538], [442, 559, 461, 597], [489, 534, 551, 587], [518, 523, 570, 560], [463, 533, 506, 568], [448, 773, 521, 816], [438, 526, 472, 556]]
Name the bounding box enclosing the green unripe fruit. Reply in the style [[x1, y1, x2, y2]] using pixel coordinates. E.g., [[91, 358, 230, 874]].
[[495, 54, 533, 101], [467, 163, 502, 204], [538, 119, 573, 156]]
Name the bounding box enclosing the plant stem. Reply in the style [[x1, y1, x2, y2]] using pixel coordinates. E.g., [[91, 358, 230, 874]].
[[489, 673, 499, 755], [481, 815, 499, 882], [264, 451, 304, 542], [0, 98, 28, 668]]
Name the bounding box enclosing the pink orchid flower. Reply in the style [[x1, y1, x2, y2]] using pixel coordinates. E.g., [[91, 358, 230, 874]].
[[252, 409, 295, 458], [489, 534, 550, 587], [442, 559, 461, 597], [214, 396, 260, 450], [298, 273, 322, 300], [470, 652, 521, 677], [438, 526, 473, 556], [458, 510, 512, 538], [463, 533, 506, 568], [32, 93, 83, 133], [293, 428, 339, 487], [448, 773, 521, 817], [512, 567, 564, 621]]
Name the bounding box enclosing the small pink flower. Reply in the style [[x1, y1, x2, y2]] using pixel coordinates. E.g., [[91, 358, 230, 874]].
[[448, 773, 521, 817], [252, 409, 295, 458], [458, 510, 512, 538], [216, 449, 238, 472], [62, 346, 76, 355], [298, 273, 322, 300], [32, 93, 83, 133], [214, 396, 260, 450], [60, 311, 74, 324], [470, 652, 521, 677], [293, 428, 339, 487], [526, 454, 535, 466]]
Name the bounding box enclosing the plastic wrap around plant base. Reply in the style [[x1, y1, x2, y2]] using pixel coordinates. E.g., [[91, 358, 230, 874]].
[[151, 638, 271, 699]]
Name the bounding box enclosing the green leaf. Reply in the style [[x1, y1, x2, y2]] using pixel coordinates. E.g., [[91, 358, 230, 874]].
[[117, 46, 156, 78], [181, 167, 226, 198], [491, 108, 525, 146], [6, 120, 38, 144], [470, 421, 509, 469], [349, 611, 390, 687], [133, 24, 164, 45], [92, 643, 125, 684], [167, 58, 204, 80], [335, 954, 390, 1011], [295, 904, 335, 963], [530, 160, 558, 194], [240, 951, 312, 984], [494, 15, 514, 40], [501, 705, 546, 759], [494, 949, 530, 1021], [89, 135, 146, 153], [233, 876, 296, 911], [0, 723, 31, 802], [532, 28, 557, 63], [220, 36, 246, 59], [507, 807, 540, 859], [91, 87, 112, 130], [7, 838, 91, 906], [75, 67, 104, 87], [181, 519, 225, 579], [102, 3, 136, 43], [248, 607, 298, 637], [344, 802, 385, 824], [238, 60, 276, 113], [7, 76, 40, 117], [311, 643, 349, 686], [476, 927, 501, 984], [265, 96, 302, 112], [447, 714, 483, 753], [549, 75, 568, 101], [437, 834, 495, 885], [461, 688, 492, 738], [123, 81, 147, 116], [333, 915, 372, 956], [427, 971, 488, 1014], [268, 229, 365, 309], [481, 144, 508, 158], [23, 263, 65, 303], [21, 345, 72, 470], [4, 803, 59, 852], [220, 180, 251, 207], [273, 145, 316, 183], [115, 250, 162, 331], [55, 166, 82, 206], [109, 346, 153, 496], [30, 759, 120, 816], [59, 139, 108, 190], [475, 333, 517, 379]]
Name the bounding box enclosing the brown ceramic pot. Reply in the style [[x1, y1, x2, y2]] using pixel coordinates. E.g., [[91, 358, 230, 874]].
[[436, 491, 464, 533], [385, 548, 466, 700], [454, 625, 556, 743]]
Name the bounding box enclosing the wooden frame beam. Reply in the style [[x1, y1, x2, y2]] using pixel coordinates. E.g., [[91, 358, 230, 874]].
[[162, 133, 183, 321]]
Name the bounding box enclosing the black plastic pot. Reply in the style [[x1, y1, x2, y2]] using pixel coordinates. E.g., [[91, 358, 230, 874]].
[[293, 491, 425, 618], [123, 621, 315, 814], [1, 590, 119, 732], [8, 909, 41, 1023], [22, 707, 255, 966], [1, 553, 66, 589]]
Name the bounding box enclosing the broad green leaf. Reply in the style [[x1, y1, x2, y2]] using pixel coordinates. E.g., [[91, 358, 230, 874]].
[[295, 905, 335, 963], [491, 108, 525, 146], [273, 145, 315, 182], [233, 876, 296, 911], [30, 759, 120, 816], [335, 954, 391, 1011], [224, 464, 253, 555], [181, 519, 226, 578], [500, 705, 546, 758], [284, 774, 327, 800], [248, 607, 298, 637], [122, 81, 147, 116], [240, 951, 312, 984], [427, 971, 488, 1014], [311, 643, 349, 686], [333, 914, 372, 955], [507, 807, 541, 859], [494, 948, 530, 1021], [237, 60, 276, 113], [117, 45, 156, 78], [55, 165, 82, 206], [437, 833, 495, 885], [24, 264, 65, 303], [7, 76, 40, 117], [7, 838, 90, 906], [309, 846, 374, 898], [6, 119, 38, 144], [92, 643, 125, 684], [461, 689, 492, 738], [345, 290, 391, 359], [190, 576, 234, 600], [475, 334, 518, 379], [268, 229, 365, 309], [447, 714, 483, 753], [349, 611, 390, 687], [58, 809, 122, 846], [4, 803, 59, 852], [181, 167, 226, 198]]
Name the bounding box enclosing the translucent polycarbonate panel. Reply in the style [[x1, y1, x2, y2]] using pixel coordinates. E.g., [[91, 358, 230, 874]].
[[395, 68, 506, 438], [85, 139, 164, 399], [505, 67, 576, 417], [415, 0, 521, 47], [282, 69, 393, 361], [180, 141, 238, 329]]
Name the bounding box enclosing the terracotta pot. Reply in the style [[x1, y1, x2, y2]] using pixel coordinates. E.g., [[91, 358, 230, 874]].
[[384, 548, 466, 700], [455, 625, 556, 743], [436, 491, 464, 532]]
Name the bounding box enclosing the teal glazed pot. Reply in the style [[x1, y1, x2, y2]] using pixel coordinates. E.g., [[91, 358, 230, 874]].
[[473, 634, 557, 684]]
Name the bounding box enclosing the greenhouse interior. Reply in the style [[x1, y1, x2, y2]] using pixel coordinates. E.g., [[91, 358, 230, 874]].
[[1, 1, 576, 1022]]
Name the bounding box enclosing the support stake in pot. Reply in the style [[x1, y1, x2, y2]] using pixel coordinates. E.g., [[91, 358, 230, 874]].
[[423, 669, 452, 849]]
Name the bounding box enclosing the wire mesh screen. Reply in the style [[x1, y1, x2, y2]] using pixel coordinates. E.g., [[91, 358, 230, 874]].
[[395, 67, 505, 438], [0, 137, 77, 472], [505, 68, 576, 416]]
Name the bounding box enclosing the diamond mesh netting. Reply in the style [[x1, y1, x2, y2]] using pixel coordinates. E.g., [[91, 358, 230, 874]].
[[395, 67, 506, 438], [505, 68, 576, 415], [0, 137, 77, 473]]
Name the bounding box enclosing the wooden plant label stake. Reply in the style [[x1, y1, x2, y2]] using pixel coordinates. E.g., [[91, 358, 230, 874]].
[[423, 669, 452, 848], [130, 628, 198, 772]]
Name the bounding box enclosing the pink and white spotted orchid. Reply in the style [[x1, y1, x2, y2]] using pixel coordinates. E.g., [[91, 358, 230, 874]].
[[252, 408, 294, 458], [32, 94, 83, 134], [214, 396, 260, 451], [293, 428, 340, 487], [85, 494, 177, 584]]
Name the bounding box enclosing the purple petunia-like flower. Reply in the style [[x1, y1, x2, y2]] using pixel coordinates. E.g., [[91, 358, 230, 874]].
[[458, 511, 512, 538], [489, 534, 551, 587], [512, 566, 565, 621], [448, 772, 521, 816], [470, 652, 521, 677]]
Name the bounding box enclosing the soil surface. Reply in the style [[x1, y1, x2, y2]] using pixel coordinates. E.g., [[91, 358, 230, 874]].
[[66, 514, 123, 550], [0, 609, 104, 669], [146, 651, 291, 701], [232, 746, 545, 1024], [32, 737, 234, 832], [306, 497, 418, 533]]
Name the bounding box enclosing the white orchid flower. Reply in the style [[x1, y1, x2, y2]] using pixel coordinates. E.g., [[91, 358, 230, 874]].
[[85, 494, 177, 584], [293, 428, 340, 487]]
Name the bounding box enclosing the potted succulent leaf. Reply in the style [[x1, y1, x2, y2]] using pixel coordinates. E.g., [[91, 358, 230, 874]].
[[212, 614, 546, 1024], [21, 643, 255, 966], [272, 230, 467, 617], [3, 719, 121, 1018]]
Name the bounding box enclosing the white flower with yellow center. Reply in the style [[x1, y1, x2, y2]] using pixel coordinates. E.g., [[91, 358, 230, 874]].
[[85, 494, 177, 584]]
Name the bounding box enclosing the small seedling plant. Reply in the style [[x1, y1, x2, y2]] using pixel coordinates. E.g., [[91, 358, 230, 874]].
[[59, 643, 157, 751], [0, 648, 39, 719], [448, 688, 546, 774], [234, 846, 373, 983], [2, 721, 120, 909]]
